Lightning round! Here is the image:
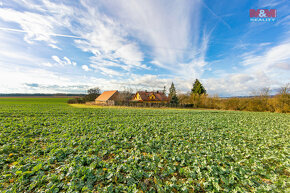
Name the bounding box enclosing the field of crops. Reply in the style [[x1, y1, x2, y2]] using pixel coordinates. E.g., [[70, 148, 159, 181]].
[[0, 98, 289, 192]]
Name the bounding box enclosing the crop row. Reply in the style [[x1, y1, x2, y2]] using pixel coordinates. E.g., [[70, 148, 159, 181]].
[[0, 103, 289, 192]]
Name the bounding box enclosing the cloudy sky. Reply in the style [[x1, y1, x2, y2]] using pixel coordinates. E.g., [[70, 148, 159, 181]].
[[0, 0, 289, 96]]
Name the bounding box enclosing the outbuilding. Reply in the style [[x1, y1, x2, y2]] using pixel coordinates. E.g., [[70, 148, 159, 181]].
[[95, 90, 119, 105]]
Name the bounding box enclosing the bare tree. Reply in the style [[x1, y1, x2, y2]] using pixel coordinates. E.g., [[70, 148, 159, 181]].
[[279, 83, 289, 95], [260, 87, 270, 97], [117, 87, 134, 102]]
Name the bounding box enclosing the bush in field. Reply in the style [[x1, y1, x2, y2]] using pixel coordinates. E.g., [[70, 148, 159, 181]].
[[243, 88, 270, 112], [177, 93, 191, 105], [206, 94, 219, 109], [245, 98, 267, 112], [271, 94, 290, 113], [269, 85, 290, 113], [67, 98, 85, 104], [222, 97, 240, 110], [189, 93, 201, 108], [177, 87, 289, 113]]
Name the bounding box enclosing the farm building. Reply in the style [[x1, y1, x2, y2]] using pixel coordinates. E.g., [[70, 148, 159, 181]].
[[131, 91, 169, 103], [95, 90, 119, 105]]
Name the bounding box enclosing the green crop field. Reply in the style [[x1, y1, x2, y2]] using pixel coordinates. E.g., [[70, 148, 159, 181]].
[[0, 97, 69, 104], [0, 98, 289, 192]]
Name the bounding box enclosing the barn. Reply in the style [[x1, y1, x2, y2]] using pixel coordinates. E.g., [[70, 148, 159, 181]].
[[95, 90, 119, 105]]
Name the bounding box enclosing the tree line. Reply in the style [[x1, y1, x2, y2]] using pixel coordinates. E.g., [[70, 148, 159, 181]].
[[169, 80, 289, 113], [168, 79, 206, 105], [68, 80, 289, 113]]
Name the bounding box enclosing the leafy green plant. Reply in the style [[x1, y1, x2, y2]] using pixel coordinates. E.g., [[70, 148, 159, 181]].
[[0, 98, 289, 192]]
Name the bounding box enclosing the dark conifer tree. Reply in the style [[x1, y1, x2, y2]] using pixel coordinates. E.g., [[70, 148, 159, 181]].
[[191, 79, 206, 95], [169, 82, 179, 104]]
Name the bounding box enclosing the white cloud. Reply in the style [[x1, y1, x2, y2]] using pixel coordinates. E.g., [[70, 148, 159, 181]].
[[52, 55, 62, 65], [259, 42, 272, 47], [63, 56, 72, 65], [205, 40, 290, 96], [90, 65, 121, 77], [81, 65, 91, 71], [69, 2, 148, 74], [42, 62, 53, 67], [50, 55, 77, 67], [55, 0, 206, 78], [0, 0, 77, 47], [0, 0, 288, 96], [0, 8, 57, 44], [0, 30, 50, 68], [258, 0, 286, 7], [0, 1, 208, 82], [0, 63, 68, 93], [114, 43, 145, 68], [241, 41, 290, 72], [48, 43, 61, 50], [0, 1, 204, 94], [98, 0, 206, 77], [0, 31, 76, 93]]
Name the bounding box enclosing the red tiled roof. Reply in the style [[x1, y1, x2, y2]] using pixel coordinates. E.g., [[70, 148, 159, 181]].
[[95, 90, 118, 101], [134, 91, 168, 101]]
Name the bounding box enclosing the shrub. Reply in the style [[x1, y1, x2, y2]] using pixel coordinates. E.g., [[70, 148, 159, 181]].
[[67, 98, 85, 104], [178, 92, 289, 113], [269, 94, 290, 113]]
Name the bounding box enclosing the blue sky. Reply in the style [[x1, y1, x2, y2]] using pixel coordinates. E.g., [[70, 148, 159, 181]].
[[0, 0, 289, 96]]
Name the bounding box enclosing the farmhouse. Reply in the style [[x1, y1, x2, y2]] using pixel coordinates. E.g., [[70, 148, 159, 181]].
[[95, 90, 119, 105], [132, 91, 169, 103]]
